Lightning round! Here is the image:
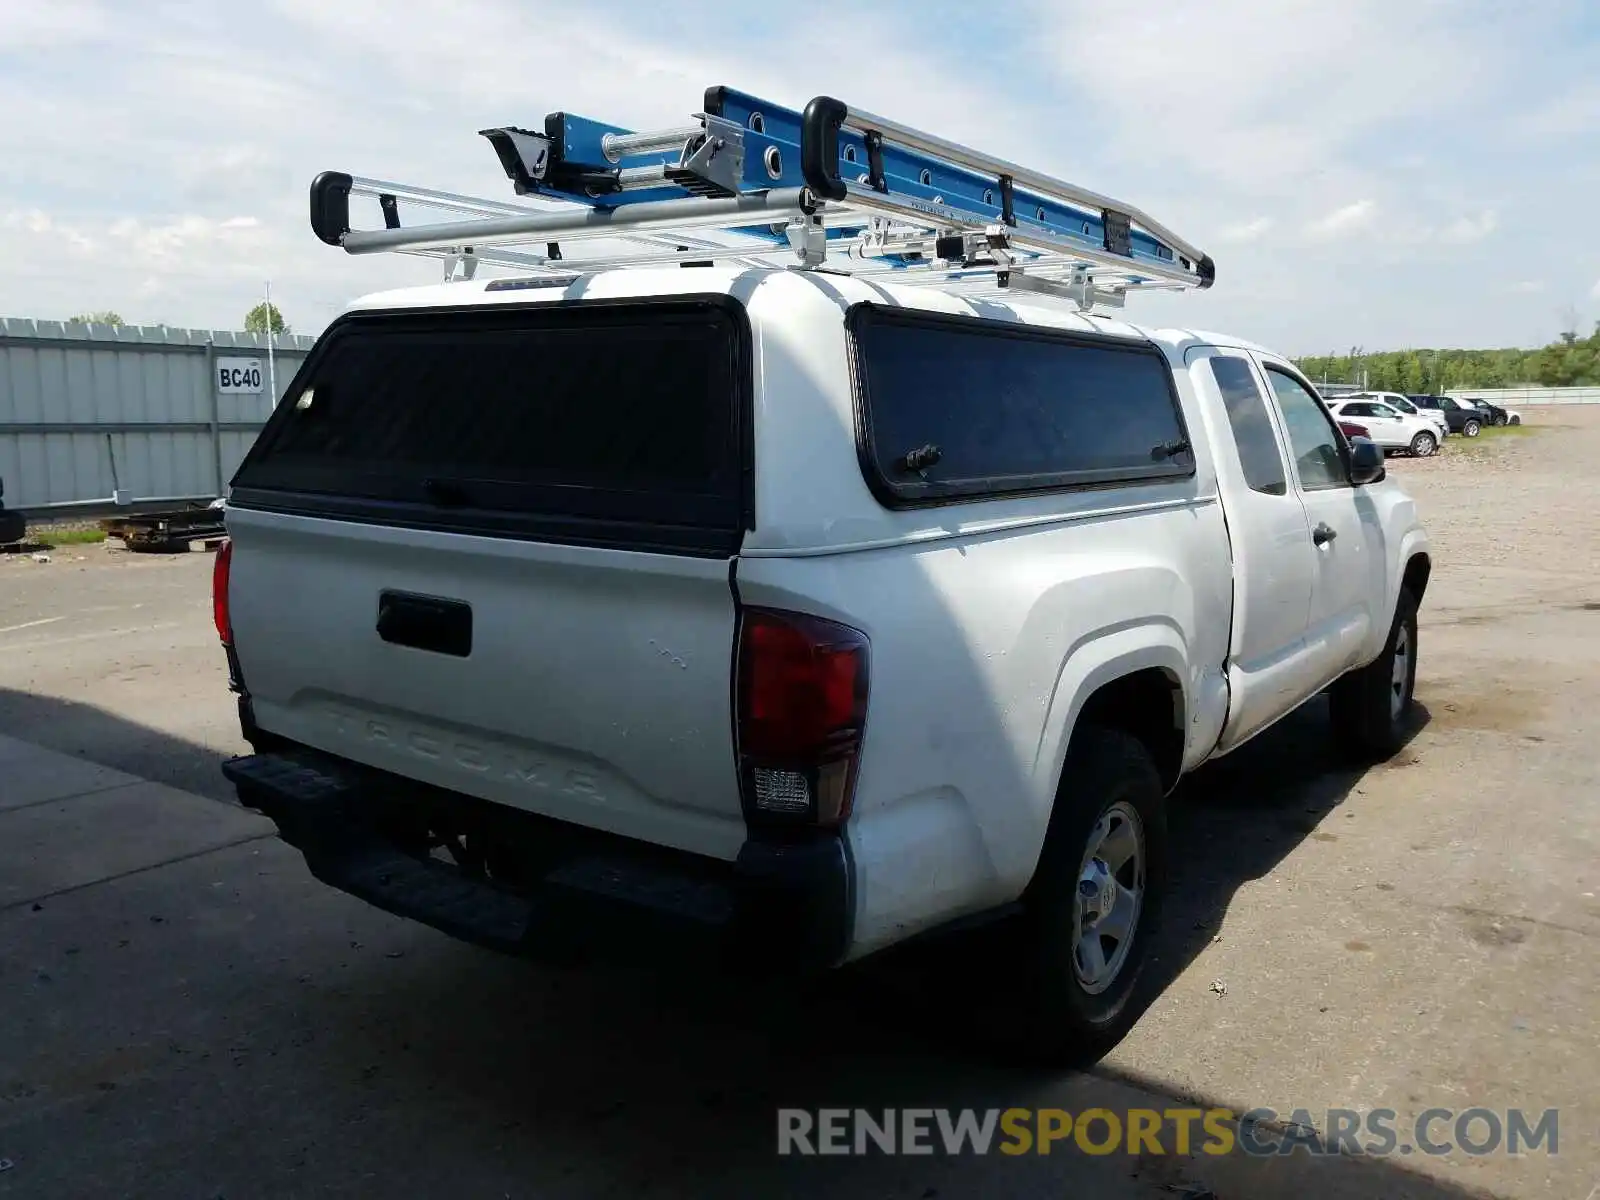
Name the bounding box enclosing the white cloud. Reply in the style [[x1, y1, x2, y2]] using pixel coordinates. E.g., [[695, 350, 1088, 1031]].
[[0, 2, 112, 49], [1437, 211, 1498, 244], [0, 0, 1592, 354], [1513, 281, 1545, 294], [2, 210, 95, 255], [1519, 81, 1600, 140], [4, 209, 270, 267], [1219, 217, 1273, 243], [0, 0, 1049, 334], [1305, 200, 1378, 241], [1027, 0, 1495, 194]]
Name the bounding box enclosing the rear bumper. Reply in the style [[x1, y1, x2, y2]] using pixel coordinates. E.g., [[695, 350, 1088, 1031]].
[[221, 746, 853, 974]]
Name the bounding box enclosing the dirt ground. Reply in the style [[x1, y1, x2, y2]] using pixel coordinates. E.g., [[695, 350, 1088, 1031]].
[[0, 408, 1596, 1199]]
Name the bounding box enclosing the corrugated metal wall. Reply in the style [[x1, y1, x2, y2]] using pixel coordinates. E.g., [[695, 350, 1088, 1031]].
[[0, 318, 318, 512], [1445, 386, 1600, 406]]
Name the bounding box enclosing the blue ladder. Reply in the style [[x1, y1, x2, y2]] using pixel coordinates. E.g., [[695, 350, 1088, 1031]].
[[309, 85, 1215, 307]]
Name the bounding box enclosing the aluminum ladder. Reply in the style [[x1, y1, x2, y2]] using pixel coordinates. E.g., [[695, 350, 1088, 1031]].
[[307, 85, 1216, 312]]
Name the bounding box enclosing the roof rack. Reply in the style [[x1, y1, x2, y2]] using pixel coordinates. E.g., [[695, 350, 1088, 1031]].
[[308, 85, 1215, 311]]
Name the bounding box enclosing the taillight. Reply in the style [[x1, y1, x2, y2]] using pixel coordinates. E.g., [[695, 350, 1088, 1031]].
[[735, 608, 870, 829], [212, 538, 233, 645]]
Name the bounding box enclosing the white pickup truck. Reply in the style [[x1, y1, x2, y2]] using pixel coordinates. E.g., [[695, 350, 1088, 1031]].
[[214, 95, 1431, 1064], [215, 267, 1430, 1062]]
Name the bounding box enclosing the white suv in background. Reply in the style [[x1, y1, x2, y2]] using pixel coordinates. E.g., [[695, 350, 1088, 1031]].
[[1328, 398, 1442, 456], [1344, 391, 1449, 440]]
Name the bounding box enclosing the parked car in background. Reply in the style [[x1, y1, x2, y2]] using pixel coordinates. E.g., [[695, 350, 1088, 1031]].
[[1408, 394, 1482, 437], [1437, 397, 1486, 437], [0, 475, 26, 546], [1456, 397, 1522, 426], [1328, 399, 1442, 456], [1343, 391, 1449, 439]]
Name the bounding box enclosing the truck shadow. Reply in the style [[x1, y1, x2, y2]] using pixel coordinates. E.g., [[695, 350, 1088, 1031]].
[[851, 693, 1434, 1059], [0, 684, 241, 804], [0, 685, 1490, 1200], [1148, 693, 1434, 1002]]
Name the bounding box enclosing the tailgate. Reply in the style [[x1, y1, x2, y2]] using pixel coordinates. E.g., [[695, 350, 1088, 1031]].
[[223, 295, 753, 860]]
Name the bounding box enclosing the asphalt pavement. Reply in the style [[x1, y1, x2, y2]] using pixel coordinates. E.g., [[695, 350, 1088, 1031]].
[[1, 416, 1596, 1198]]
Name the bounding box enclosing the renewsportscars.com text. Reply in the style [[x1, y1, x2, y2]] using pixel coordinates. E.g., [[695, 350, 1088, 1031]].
[[776, 1106, 1559, 1159]]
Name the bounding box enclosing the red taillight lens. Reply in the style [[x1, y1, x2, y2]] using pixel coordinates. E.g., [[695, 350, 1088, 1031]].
[[212, 538, 233, 645], [736, 608, 869, 828]]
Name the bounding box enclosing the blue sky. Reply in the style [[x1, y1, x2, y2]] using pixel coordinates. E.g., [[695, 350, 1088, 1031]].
[[1, 0, 1596, 355]]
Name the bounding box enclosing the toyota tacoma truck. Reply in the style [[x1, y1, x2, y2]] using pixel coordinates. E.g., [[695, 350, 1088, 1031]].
[[214, 93, 1430, 1064], [215, 268, 1430, 1062]]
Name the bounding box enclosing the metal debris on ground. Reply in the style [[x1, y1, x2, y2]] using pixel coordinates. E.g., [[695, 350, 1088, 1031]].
[[1209, 979, 1227, 996], [31, 553, 49, 563]]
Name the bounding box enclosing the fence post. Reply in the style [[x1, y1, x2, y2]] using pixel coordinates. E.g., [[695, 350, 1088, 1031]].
[[205, 336, 224, 498]]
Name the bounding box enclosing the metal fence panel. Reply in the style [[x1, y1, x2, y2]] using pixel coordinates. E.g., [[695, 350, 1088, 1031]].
[[1446, 386, 1600, 406], [0, 318, 317, 511]]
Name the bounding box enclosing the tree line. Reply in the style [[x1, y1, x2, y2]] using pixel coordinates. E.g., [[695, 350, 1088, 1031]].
[[1295, 321, 1600, 392], [59, 303, 1598, 390], [65, 303, 289, 334]]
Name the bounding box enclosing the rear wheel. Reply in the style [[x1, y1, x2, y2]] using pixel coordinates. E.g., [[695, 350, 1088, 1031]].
[[1011, 727, 1168, 1066], [1409, 430, 1438, 457], [1509, 414, 1521, 426], [1462, 419, 1481, 437], [1493, 413, 1508, 427], [1330, 587, 1419, 760]]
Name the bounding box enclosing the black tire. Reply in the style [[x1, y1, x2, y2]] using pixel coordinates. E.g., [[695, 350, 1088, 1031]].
[[1493, 413, 1508, 427], [1329, 587, 1419, 760], [1510, 415, 1521, 426], [1409, 430, 1437, 457], [0, 508, 24, 547], [1011, 727, 1168, 1066], [1462, 419, 1481, 437]]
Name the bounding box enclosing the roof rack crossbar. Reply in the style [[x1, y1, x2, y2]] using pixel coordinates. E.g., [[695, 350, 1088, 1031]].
[[309, 85, 1216, 310], [339, 187, 814, 255]]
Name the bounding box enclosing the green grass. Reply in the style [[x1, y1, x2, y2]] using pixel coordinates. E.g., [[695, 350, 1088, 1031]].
[[1445, 421, 1539, 459], [26, 527, 108, 546]]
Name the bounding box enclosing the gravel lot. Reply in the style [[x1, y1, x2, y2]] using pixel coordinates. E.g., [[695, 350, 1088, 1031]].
[[1, 410, 1596, 1199]]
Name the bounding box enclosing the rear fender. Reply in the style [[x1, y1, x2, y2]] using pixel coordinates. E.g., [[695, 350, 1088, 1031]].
[[1026, 621, 1190, 860]]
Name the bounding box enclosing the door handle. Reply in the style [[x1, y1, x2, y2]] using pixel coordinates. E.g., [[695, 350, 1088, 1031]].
[[1312, 522, 1337, 546], [377, 590, 473, 657]]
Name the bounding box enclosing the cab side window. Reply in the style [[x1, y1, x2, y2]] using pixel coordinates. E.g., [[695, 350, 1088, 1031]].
[[1265, 367, 1348, 491], [1209, 355, 1287, 496]]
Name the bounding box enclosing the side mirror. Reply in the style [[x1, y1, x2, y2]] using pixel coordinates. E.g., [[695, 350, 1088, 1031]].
[[1348, 436, 1386, 485]]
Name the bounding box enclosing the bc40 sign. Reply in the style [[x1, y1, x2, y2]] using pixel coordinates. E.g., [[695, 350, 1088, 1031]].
[[216, 357, 265, 394]]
